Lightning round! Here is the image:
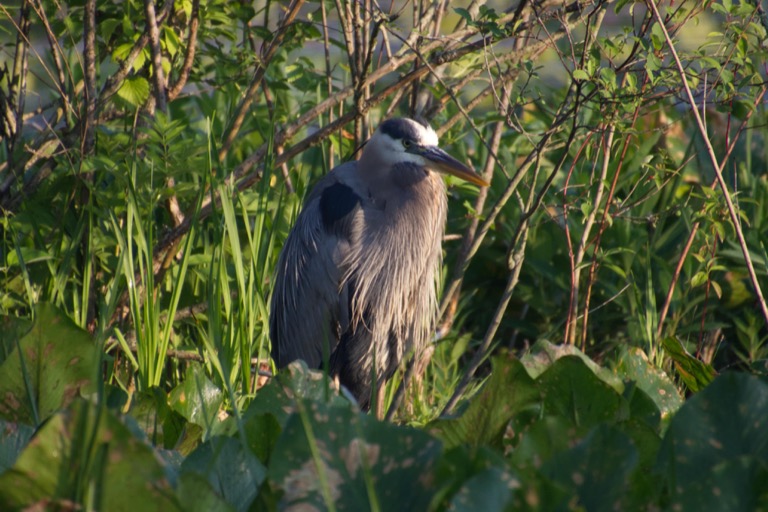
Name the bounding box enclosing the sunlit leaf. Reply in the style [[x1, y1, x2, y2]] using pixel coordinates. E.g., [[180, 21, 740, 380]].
[[0, 303, 99, 425]]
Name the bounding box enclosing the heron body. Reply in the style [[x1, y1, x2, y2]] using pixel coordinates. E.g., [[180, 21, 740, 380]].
[[270, 118, 487, 409]]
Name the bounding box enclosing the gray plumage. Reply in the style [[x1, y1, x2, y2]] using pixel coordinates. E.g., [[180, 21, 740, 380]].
[[270, 118, 487, 409]]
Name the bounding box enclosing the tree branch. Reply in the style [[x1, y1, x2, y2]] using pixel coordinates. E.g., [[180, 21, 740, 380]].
[[646, 0, 768, 331]]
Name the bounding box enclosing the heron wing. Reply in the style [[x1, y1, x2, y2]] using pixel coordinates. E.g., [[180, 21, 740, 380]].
[[270, 163, 363, 369]]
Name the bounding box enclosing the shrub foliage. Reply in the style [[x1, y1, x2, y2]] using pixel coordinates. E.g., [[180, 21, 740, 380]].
[[1, 0, 768, 509]]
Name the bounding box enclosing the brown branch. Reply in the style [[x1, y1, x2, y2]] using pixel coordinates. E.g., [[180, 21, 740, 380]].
[[1, 0, 31, 166], [439, 87, 510, 332], [218, 0, 306, 161], [656, 87, 768, 341], [647, 0, 768, 331], [144, 0, 168, 114], [82, 0, 97, 154], [167, 0, 199, 101], [32, 0, 73, 129]]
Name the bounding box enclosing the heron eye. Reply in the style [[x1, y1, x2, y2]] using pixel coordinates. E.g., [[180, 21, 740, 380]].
[[402, 139, 412, 148]]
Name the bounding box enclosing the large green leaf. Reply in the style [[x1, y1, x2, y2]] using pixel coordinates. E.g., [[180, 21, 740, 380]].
[[0, 315, 31, 365], [657, 372, 768, 510], [536, 356, 624, 427], [0, 399, 182, 511], [0, 419, 35, 473], [430, 355, 540, 449], [520, 340, 623, 391], [176, 472, 235, 512], [540, 424, 639, 512], [169, 364, 228, 439], [268, 400, 442, 510], [181, 436, 266, 512], [615, 346, 683, 425], [0, 303, 99, 425], [246, 360, 351, 428]]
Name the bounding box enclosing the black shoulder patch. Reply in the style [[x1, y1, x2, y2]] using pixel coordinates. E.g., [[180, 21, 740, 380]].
[[319, 182, 362, 230], [379, 118, 419, 142]]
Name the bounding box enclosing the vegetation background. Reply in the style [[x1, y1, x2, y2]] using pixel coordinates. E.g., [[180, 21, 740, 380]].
[[1, 0, 768, 510]]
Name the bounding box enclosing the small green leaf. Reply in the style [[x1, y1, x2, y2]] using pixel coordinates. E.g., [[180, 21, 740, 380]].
[[573, 68, 590, 81], [116, 76, 150, 108], [691, 270, 708, 287], [661, 337, 716, 392]]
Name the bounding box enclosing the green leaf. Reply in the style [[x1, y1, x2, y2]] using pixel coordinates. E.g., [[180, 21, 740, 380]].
[[453, 8, 473, 23], [521, 340, 624, 391], [661, 337, 716, 392], [268, 401, 442, 510], [541, 424, 639, 512], [536, 356, 625, 427], [430, 355, 540, 449], [657, 373, 768, 510], [181, 436, 266, 511], [691, 270, 708, 287], [615, 347, 683, 424], [573, 68, 589, 81], [116, 76, 150, 108], [0, 400, 182, 511], [0, 303, 99, 425], [246, 360, 352, 428], [169, 364, 225, 436]]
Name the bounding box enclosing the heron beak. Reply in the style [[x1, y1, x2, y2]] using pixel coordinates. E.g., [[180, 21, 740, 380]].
[[417, 146, 490, 187]]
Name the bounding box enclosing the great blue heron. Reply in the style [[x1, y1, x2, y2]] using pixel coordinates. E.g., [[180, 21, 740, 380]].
[[270, 117, 488, 410]]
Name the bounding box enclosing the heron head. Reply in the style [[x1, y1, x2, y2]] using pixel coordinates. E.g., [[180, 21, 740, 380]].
[[366, 118, 489, 187]]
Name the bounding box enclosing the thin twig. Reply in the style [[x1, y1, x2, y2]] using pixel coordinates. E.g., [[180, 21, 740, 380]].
[[443, 95, 583, 415], [656, 87, 768, 340], [646, 0, 768, 330], [3, 0, 31, 165]]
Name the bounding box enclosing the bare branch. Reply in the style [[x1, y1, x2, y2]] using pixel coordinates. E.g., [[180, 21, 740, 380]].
[[144, 0, 168, 114], [1, 0, 31, 165], [82, 0, 97, 154], [646, 0, 768, 330], [168, 0, 200, 101], [218, 0, 306, 160]]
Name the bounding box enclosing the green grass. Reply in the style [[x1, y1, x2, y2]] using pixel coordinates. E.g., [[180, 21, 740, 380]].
[[2, 0, 768, 509]]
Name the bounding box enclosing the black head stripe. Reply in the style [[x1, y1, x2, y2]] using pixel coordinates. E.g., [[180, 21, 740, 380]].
[[379, 118, 421, 142]]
